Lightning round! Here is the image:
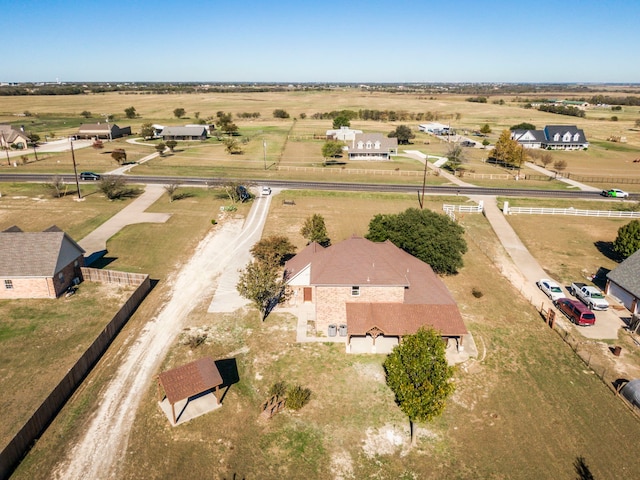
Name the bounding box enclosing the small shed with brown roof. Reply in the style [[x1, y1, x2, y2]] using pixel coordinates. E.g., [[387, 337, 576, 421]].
[[157, 357, 223, 425]]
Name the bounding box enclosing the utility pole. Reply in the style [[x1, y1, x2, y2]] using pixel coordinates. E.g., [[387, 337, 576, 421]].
[[70, 140, 82, 199], [263, 140, 267, 170]]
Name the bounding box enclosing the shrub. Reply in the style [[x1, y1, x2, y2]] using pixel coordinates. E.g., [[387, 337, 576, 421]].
[[269, 381, 288, 398], [472, 287, 484, 298], [286, 385, 312, 410]]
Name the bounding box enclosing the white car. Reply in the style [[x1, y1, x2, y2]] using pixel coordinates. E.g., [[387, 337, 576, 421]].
[[261, 186, 271, 195], [536, 279, 566, 302]]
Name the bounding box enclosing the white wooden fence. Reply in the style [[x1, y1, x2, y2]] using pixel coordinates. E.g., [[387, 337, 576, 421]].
[[443, 201, 484, 221], [503, 202, 640, 218]]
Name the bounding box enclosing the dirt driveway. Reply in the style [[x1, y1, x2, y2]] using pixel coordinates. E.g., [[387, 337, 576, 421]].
[[53, 191, 271, 480]]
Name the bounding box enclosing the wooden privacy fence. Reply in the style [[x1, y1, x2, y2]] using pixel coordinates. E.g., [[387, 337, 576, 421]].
[[503, 202, 640, 218], [0, 270, 151, 480]]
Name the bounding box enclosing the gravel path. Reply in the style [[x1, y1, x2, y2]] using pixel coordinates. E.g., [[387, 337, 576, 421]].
[[53, 194, 271, 480]]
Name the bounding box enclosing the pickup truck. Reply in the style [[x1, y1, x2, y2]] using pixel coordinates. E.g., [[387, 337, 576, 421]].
[[569, 282, 609, 310]]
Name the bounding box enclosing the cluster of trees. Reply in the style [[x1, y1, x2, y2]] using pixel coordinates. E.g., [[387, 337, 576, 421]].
[[589, 95, 640, 106], [273, 109, 290, 119], [124, 107, 137, 119], [537, 105, 586, 118], [311, 109, 460, 123], [510, 122, 536, 131], [366, 208, 467, 275], [489, 130, 525, 169], [236, 112, 261, 119], [466, 96, 488, 103], [216, 111, 238, 134]]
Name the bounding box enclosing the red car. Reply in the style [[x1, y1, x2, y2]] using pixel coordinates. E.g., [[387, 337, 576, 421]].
[[555, 298, 596, 326]]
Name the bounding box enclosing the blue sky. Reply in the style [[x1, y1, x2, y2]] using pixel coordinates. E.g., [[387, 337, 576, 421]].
[[2, 0, 639, 83]]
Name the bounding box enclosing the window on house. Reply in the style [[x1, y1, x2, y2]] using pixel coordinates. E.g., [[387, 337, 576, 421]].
[[351, 286, 360, 296], [58, 272, 64, 283], [366, 142, 372, 149], [4, 279, 13, 289], [573, 133, 580, 141], [357, 141, 364, 149], [374, 141, 381, 149], [553, 133, 560, 141]]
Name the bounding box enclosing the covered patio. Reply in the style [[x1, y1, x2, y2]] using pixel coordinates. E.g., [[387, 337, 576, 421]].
[[157, 357, 223, 426]]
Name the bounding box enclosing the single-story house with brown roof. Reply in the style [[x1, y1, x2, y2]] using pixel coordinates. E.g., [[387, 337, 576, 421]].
[[283, 236, 467, 354], [77, 123, 131, 139], [0, 225, 85, 299], [0, 124, 30, 150], [159, 126, 208, 141]]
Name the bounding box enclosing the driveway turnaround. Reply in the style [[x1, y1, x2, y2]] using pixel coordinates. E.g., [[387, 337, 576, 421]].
[[78, 184, 171, 259]]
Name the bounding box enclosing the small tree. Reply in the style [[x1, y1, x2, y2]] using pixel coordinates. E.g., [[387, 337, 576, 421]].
[[165, 140, 178, 152], [164, 183, 179, 202], [445, 143, 467, 175], [124, 106, 137, 119], [300, 214, 330, 247], [216, 111, 239, 134], [173, 108, 186, 119], [490, 130, 523, 167], [388, 125, 415, 145], [223, 137, 242, 154], [98, 175, 127, 200], [273, 109, 290, 119], [140, 123, 155, 140], [155, 143, 166, 155], [553, 159, 567, 173], [613, 220, 640, 260], [540, 152, 553, 168], [236, 260, 287, 321], [480, 123, 492, 134], [110, 148, 127, 164], [251, 235, 296, 266], [322, 140, 345, 159], [46, 175, 67, 198], [81, 110, 92, 118], [383, 327, 455, 446]]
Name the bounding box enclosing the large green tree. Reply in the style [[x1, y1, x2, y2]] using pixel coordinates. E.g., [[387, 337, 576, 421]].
[[332, 115, 351, 129], [140, 123, 155, 140], [490, 129, 524, 167], [300, 214, 330, 247], [173, 107, 186, 119], [236, 260, 287, 320], [216, 111, 238, 134], [383, 327, 455, 445], [366, 208, 467, 275], [388, 125, 415, 145], [321, 140, 345, 159], [613, 220, 640, 259], [124, 106, 137, 119]]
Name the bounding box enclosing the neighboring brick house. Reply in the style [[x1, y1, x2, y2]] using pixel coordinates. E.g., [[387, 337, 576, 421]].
[[606, 249, 640, 315], [159, 126, 208, 141], [345, 133, 398, 160], [284, 236, 467, 354], [511, 125, 588, 150], [77, 123, 132, 139], [0, 225, 85, 299], [0, 124, 30, 150]]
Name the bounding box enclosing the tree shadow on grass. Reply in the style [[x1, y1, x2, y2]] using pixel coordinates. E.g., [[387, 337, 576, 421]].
[[594, 240, 621, 263]]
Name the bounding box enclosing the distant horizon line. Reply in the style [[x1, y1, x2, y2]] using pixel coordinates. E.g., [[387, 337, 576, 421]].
[[2, 81, 640, 86]]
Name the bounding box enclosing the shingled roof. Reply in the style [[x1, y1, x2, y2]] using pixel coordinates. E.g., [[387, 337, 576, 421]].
[[158, 357, 223, 405], [607, 249, 640, 298], [0, 226, 85, 277]]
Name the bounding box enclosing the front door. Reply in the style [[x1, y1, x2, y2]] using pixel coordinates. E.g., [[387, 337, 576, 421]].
[[303, 287, 312, 302]]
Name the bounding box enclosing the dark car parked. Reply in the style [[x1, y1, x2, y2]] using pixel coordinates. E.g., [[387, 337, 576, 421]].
[[555, 298, 596, 326], [80, 172, 101, 181]]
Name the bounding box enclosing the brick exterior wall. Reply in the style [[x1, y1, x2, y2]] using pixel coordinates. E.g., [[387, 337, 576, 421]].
[[0, 256, 84, 299], [315, 285, 404, 333]]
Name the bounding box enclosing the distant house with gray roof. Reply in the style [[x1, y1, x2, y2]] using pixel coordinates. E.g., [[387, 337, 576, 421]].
[[606, 249, 640, 315], [283, 236, 467, 354], [345, 133, 398, 160], [511, 125, 588, 150], [0, 226, 85, 298], [160, 126, 208, 141]]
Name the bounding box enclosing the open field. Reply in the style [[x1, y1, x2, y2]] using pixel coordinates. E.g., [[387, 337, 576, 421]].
[[6, 188, 640, 479], [0, 281, 136, 446], [2, 90, 640, 190]]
